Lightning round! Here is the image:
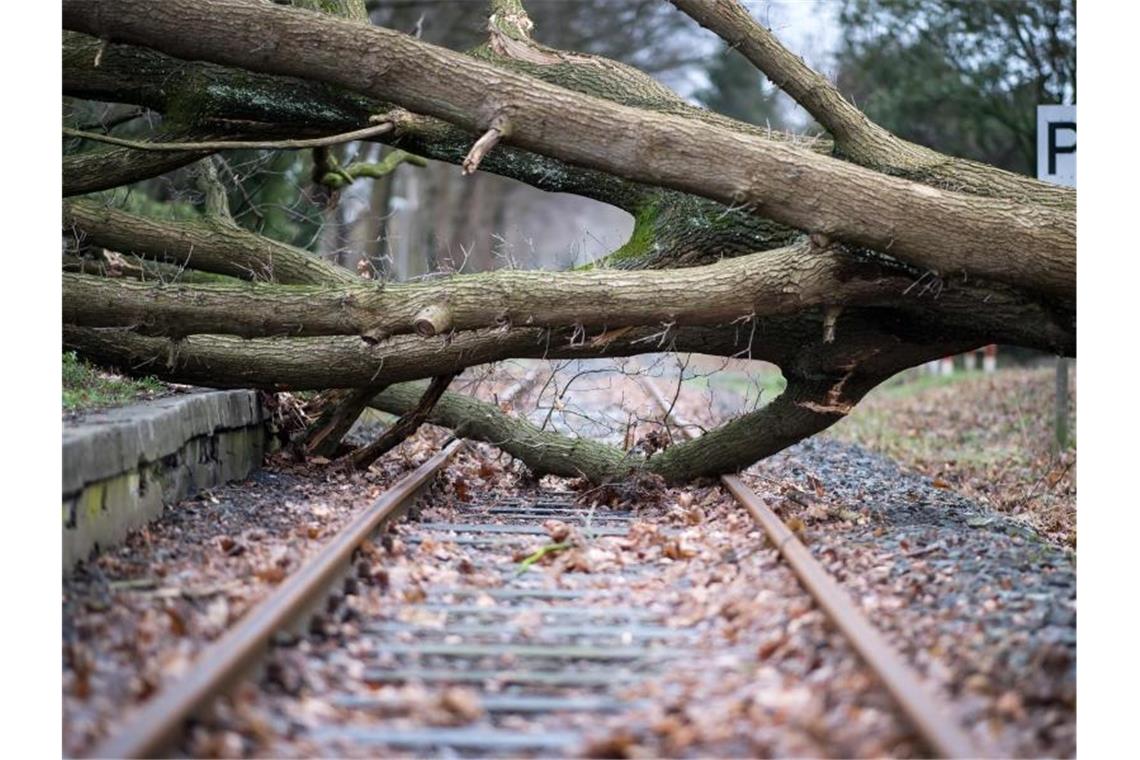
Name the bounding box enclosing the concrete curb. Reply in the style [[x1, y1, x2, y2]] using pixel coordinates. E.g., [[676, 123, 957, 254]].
[[63, 390, 270, 570]]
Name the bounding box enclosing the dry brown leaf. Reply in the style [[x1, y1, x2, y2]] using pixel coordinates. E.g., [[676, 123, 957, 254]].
[[164, 606, 187, 637], [542, 519, 571, 542], [255, 565, 287, 584], [663, 538, 697, 560], [438, 687, 483, 722]]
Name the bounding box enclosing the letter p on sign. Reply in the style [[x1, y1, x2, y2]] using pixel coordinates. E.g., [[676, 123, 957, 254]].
[[1037, 105, 1075, 187]]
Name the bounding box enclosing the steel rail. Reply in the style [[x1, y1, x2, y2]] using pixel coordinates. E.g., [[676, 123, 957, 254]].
[[90, 439, 464, 759], [640, 378, 983, 759]]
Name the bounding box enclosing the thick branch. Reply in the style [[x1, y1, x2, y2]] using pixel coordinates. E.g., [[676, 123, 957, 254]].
[[63, 0, 1074, 298], [63, 287, 1070, 395], [63, 145, 208, 197], [648, 376, 868, 480], [300, 386, 385, 458], [669, 0, 1074, 208], [63, 30, 377, 133], [670, 0, 900, 161], [60, 243, 918, 339], [64, 199, 359, 285], [369, 381, 632, 482]]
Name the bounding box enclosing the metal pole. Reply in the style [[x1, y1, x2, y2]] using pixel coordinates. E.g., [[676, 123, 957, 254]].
[[1054, 357, 1070, 452]]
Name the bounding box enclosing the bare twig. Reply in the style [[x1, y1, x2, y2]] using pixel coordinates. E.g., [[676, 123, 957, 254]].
[[61, 122, 395, 153], [462, 115, 511, 175], [93, 37, 109, 67]]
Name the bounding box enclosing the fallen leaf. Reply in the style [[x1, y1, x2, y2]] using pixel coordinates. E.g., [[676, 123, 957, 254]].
[[542, 519, 571, 542], [663, 538, 696, 560], [438, 687, 483, 722], [255, 565, 287, 584], [165, 606, 187, 637]]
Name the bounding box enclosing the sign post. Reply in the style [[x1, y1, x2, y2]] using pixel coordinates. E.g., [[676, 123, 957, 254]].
[[1037, 105, 1075, 453]]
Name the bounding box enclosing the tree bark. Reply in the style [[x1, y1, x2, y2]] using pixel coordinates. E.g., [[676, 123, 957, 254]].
[[65, 199, 358, 285], [61, 241, 915, 339], [63, 145, 208, 197], [63, 0, 1074, 299]]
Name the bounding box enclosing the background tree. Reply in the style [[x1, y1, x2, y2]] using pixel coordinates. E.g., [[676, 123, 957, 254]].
[[835, 0, 1076, 173], [696, 44, 787, 130]]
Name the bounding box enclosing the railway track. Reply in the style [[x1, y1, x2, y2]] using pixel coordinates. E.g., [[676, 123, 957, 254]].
[[89, 370, 983, 758], [639, 378, 982, 758]]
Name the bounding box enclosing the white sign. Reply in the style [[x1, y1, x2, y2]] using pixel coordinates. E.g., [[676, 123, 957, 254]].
[[1037, 105, 1076, 187]]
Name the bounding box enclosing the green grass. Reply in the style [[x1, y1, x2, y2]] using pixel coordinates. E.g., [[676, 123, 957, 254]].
[[871, 369, 976, 397], [62, 352, 167, 412], [682, 369, 786, 404]]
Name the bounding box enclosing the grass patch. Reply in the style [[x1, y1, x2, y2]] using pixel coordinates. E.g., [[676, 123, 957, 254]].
[[62, 352, 168, 413], [682, 369, 786, 405]]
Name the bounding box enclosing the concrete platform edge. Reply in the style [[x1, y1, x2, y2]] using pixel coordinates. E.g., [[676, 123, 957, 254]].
[[62, 390, 271, 571]]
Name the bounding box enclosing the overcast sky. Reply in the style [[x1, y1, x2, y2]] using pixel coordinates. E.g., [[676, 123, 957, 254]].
[[669, 0, 842, 128]]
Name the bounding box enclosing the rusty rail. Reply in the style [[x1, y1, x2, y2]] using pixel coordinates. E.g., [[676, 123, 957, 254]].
[[90, 440, 464, 759], [640, 378, 983, 759]]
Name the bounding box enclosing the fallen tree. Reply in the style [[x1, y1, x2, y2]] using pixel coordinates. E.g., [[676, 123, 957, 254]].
[[60, 0, 1075, 483]]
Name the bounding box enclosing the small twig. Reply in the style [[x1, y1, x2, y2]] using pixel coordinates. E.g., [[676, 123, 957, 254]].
[[61, 122, 394, 153], [822, 305, 842, 343], [93, 37, 109, 67], [462, 115, 511, 175], [904, 541, 945, 559]]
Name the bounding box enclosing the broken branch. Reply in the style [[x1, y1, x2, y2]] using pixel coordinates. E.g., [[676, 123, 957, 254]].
[[347, 374, 456, 470], [462, 115, 511, 175]]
